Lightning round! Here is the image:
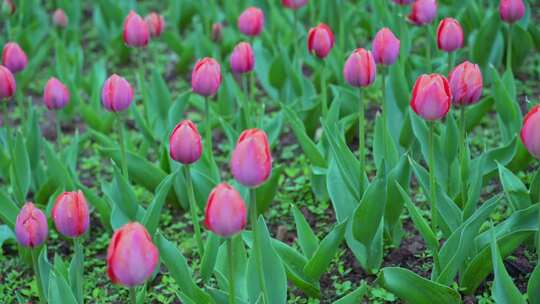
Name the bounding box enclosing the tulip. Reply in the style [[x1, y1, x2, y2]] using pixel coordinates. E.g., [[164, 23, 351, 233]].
[[101, 74, 134, 112], [343, 48, 376, 88], [123, 11, 149, 47], [204, 183, 247, 237], [230, 42, 254, 74], [307, 23, 334, 59], [2, 0, 15, 15], [0, 65, 16, 100], [15, 203, 48, 248], [448, 61, 483, 106], [43, 77, 70, 110], [500, 0, 525, 23], [410, 74, 451, 121], [408, 0, 437, 25], [231, 128, 272, 188], [2, 42, 27, 74], [237, 7, 264, 37], [212, 22, 223, 42], [191, 57, 222, 97], [52, 9, 68, 28], [436, 18, 463, 53], [372, 28, 400, 66], [51, 191, 90, 238], [282, 0, 309, 9], [145, 12, 165, 38], [107, 222, 159, 287], [169, 120, 202, 164], [521, 105, 540, 158], [392, 0, 414, 4]]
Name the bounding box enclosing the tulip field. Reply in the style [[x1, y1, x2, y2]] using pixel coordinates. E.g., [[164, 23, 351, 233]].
[[2, 0, 540, 303]]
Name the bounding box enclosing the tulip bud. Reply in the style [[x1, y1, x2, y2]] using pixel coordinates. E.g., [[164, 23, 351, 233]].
[[230, 42, 254, 74], [15, 203, 48, 248], [52, 9, 68, 28], [51, 191, 90, 238], [448, 61, 483, 106], [307, 23, 335, 59], [231, 129, 272, 187], [343, 48, 377, 88], [372, 28, 400, 66], [408, 0, 437, 26], [436, 18, 463, 52], [521, 105, 540, 158], [0, 65, 16, 100], [237, 7, 264, 37], [2, 0, 15, 15], [145, 12, 165, 38], [107, 222, 159, 287], [123, 11, 149, 47], [2, 42, 27, 74], [204, 183, 247, 237], [392, 0, 415, 5], [43, 77, 70, 110], [191, 57, 222, 97], [282, 0, 309, 9], [101, 74, 134, 112], [410, 74, 451, 120], [500, 0, 525, 23], [169, 120, 202, 164], [212, 23, 223, 42]]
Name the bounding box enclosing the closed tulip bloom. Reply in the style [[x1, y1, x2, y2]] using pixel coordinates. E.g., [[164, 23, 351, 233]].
[[392, 0, 415, 4], [230, 42, 254, 74], [238, 7, 264, 37], [3, 0, 15, 15], [410, 74, 451, 120], [191, 57, 222, 97], [500, 0, 525, 23], [2, 42, 27, 73], [51, 191, 90, 238], [107, 222, 159, 287], [307, 23, 335, 59], [101, 74, 134, 112], [212, 23, 223, 42], [0, 65, 16, 99], [448, 61, 483, 106], [409, 0, 437, 25], [282, 0, 309, 9], [372, 28, 400, 65], [169, 120, 202, 164], [52, 9, 68, 28], [145, 12, 165, 38], [123, 11, 149, 47], [521, 105, 540, 158], [436, 18, 463, 52], [43, 77, 70, 110], [15, 203, 48, 248], [231, 129, 272, 187], [204, 183, 247, 237], [343, 48, 376, 88]]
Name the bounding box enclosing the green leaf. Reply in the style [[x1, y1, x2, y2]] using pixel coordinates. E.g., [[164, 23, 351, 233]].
[[142, 172, 175, 236], [292, 205, 319, 259], [200, 233, 222, 282], [255, 165, 283, 214], [0, 225, 14, 248], [12, 132, 31, 202], [303, 221, 347, 281], [497, 163, 530, 210], [472, 137, 517, 177], [103, 164, 141, 221], [0, 190, 19, 229], [333, 282, 368, 304], [352, 176, 387, 245], [492, 67, 521, 142], [472, 12, 502, 70], [528, 264, 540, 304]]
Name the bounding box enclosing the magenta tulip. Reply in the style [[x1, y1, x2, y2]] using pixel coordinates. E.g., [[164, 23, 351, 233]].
[[145, 12, 165, 38], [500, 0, 525, 23], [2, 42, 27, 74], [230, 42, 254, 74], [238, 7, 264, 37], [0, 65, 16, 100], [521, 105, 540, 158], [231, 129, 272, 188], [123, 11, 149, 47], [436, 18, 464, 52], [15, 203, 48, 248], [307, 23, 335, 59], [212, 23, 223, 42], [410, 74, 451, 120], [204, 183, 247, 237], [282, 0, 309, 9], [52, 9, 68, 28], [43, 77, 70, 110], [191, 57, 222, 97], [372, 28, 400, 65], [409, 0, 437, 25], [343, 48, 376, 88], [101, 74, 134, 112], [51, 191, 90, 238], [169, 120, 202, 164], [448, 61, 483, 106]]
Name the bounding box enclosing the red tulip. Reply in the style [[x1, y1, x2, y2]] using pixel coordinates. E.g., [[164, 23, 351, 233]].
[[448, 61, 483, 106], [2, 0, 15, 15], [372, 28, 400, 65], [282, 0, 309, 9], [204, 183, 247, 237], [123, 11, 149, 47], [436, 18, 463, 52], [238, 7, 264, 37], [521, 105, 540, 158], [0, 65, 16, 100], [145, 12, 165, 38], [43, 77, 70, 110], [191, 57, 222, 97], [51, 191, 90, 238], [15, 203, 48, 248], [231, 129, 272, 187], [169, 120, 202, 164], [107, 222, 159, 287], [212, 23, 223, 42], [500, 0, 525, 23], [52, 9, 68, 28], [2, 42, 27, 74], [409, 0, 437, 25], [230, 42, 254, 74], [343, 48, 376, 88], [307, 23, 335, 59], [101, 74, 134, 112], [410, 74, 451, 120], [392, 0, 415, 4]]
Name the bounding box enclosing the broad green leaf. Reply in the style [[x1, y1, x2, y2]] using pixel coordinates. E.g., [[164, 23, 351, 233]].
[[497, 163, 530, 210], [352, 176, 387, 245], [0, 190, 19, 229], [333, 282, 368, 304], [528, 264, 540, 304], [142, 172, 175, 235], [200, 233, 222, 282], [255, 165, 283, 214], [292, 205, 319, 259], [304, 221, 347, 281], [12, 132, 31, 203]]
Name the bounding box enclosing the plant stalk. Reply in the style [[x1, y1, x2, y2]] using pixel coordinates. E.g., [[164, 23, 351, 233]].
[[358, 89, 365, 174], [117, 114, 129, 181], [73, 238, 84, 304], [129, 287, 137, 304], [56, 113, 62, 146], [447, 52, 454, 76], [507, 24, 513, 71], [31, 249, 45, 304], [204, 97, 212, 151], [320, 60, 327, 117], [459, 107, 467, 208], [381, 69, 388, 165], [428, 122, 437, 231], [227, 237, 236, 304], [426, 25, 432, 71], [184, 165, 204, 258], [249, 189, 268, 303]]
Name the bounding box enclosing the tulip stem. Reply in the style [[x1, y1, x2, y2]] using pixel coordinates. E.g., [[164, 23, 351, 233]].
[[358, 89, 365, 174], [320, 61, 328, 117], [381, 70, 388, 166], [204, 98, 212, 151], [426, 25, 432, 71], [73, 238, 84, 304], [2, 101, 10, 151], [129, 287, 136, 304], [249, 188, 268, 303], [447, 52, 453, 76], [31, 249, 45, 304], [184, 165, 204, 258], [227, 237, 236, 304], [506, 24, 513, 71], [459, 106, 467, 208], [56, 113, 62, 146], [428, 122, 437, 231], [117, 114, 129, 181]]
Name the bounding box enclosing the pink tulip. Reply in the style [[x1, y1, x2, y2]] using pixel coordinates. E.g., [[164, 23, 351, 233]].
[[448, 61, 483, 106], [169, 120, 202, 164], [123, 11, 149, 47], [410, 74, 451, 120], [43, 77, 70, 110], [521, 105, 540, 158], [52, 9, 68, 28], [212, 23, 223, 42], [145, 12, 165, 38], [436, 18, 464, 52], [107, 222, 159, 287], [15, 203, 48, 248], [0, 65, 16, 99], [204, 183, 247, 237], [307, 23, 335, 59], [392, 0, 415, 4], [282, 0, 309, 9], [500, 0, 525, 23], [230, 42, 254, 74], [191, 57, 222, 97], [409, 0, 437, 25], [231, 129, 272, 187], [343, 48, 377, 88], [51, 191, 90, 238], [101, 74, 134, 112], [2, 42, 27, 73], [372, 28, 400, 65], [238, 7, 264, 37]]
